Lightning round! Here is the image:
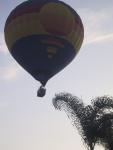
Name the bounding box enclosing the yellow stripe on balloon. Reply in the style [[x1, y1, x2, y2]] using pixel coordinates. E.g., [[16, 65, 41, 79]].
[[5, 13, 48, 50], [67, 27, 83, 50]]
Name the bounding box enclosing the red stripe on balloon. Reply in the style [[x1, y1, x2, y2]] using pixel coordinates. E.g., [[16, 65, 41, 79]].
[[5, 4, 43, 27]]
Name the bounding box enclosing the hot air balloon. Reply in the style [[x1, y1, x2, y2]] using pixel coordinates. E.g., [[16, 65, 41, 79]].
[[4, 0, 84, 97]]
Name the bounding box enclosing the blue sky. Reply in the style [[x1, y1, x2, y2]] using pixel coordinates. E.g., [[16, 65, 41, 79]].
[[0, 0, 113, 150]]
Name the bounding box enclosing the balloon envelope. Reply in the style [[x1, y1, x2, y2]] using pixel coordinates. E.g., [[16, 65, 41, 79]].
[[4, 0, 84, 86]]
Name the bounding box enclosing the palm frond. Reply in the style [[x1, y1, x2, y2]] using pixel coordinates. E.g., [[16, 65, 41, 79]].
[[92, 96, 113, 110], [52, 92, 95, 149]]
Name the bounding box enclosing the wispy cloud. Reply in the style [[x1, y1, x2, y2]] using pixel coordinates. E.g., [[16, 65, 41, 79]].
[[78, 6, 113, 45], [84, 33, 113, 45], [0, 33, 21, 80], [0, 42, 8, 54], [0, 33, 8, 54], [0, 65, 19, 80]]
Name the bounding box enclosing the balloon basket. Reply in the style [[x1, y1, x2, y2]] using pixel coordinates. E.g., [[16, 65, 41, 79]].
[[37, 85, 46, 97]]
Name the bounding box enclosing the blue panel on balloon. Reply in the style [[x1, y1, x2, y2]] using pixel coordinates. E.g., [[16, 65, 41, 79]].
[[11, 35, 76, 84]]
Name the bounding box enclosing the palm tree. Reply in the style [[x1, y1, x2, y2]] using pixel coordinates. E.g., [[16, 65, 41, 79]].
[[53, 93, 113, 150]]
